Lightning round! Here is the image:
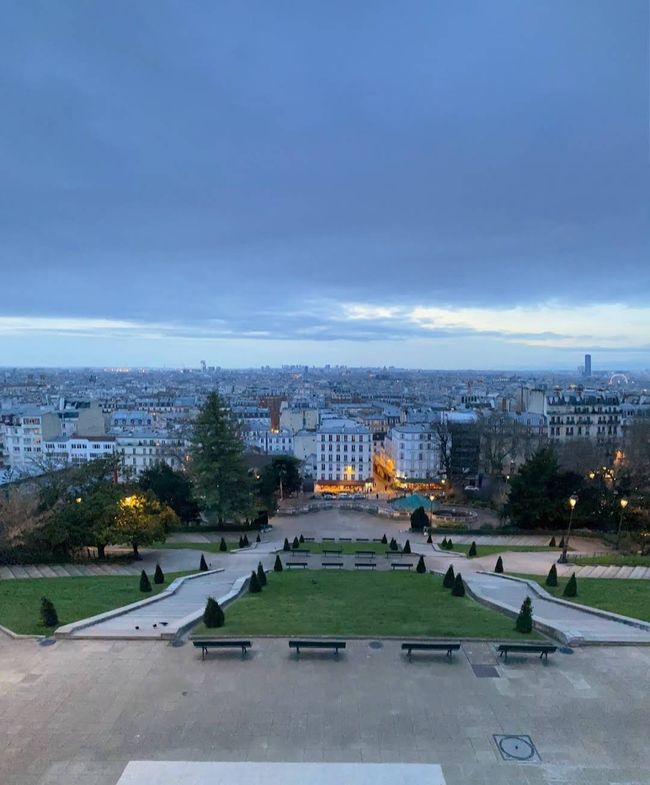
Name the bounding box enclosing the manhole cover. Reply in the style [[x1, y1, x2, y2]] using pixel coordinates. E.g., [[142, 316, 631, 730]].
[[472, 664, 499, 678], [38, 638, 56, 647], [494, 735, 540, 762], [559, 646, 574, 654], [368, 640, 383, 649], [170, 639, 186, 648]]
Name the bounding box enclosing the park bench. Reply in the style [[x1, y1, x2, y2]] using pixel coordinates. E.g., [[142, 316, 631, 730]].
[[401, 641, 461, 660], [497, 643, 557, 663], [292, 549, 311, 556], [303, 537, 316, 542], [286, 561, 309, 569], [391, 562, 413, 570], [385, 550, 404, 558], [321, 561, 344, 569], [322, 537, 335, 541], [356, 537, 369, 542], [289, 640, 346, 657], [193, 640, 251, 660], [355, 550, 376, 557], [354, 561, 376, 570], [323, 548, 343, 555], [338, 537, 352, 542], [372, 538, 384, 542]]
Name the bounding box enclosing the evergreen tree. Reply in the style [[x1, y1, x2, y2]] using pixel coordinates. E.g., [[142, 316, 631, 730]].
[[40, 597, 59, 627], [381, 534, 388, 545], [190, 392, 253, 524], [451, 573, 465, 597], [545, 563, 558, 587], [249, 570, 262, 593], [243, 534, 250, 547], [274, 554, 283, 572], [238, 536, 244, 548], [494, 556, 504, 573], [138, 463, 200, 523], [154, 563, 165, 584], [139, 570, 152, 592], [447, 538, 454, 550], [219, 537, 227, 552], [515, 596, 534, 633], [563, 572, 578, 597], [258, 455, 303, 510], [200, 554, 209, 571], [292, 536, 300, 549], [426, 533, 432, 544], [441, 537, 448, 549], [257, 561, 267, 586], [443, 564, 455, 588], [299, 534, 305, 543], [389, 537, 398, 551], [410, 506, 428, 531], [403, 539, 411, 554], [468, 541, 477, 558], [283, 538, 290, 551], [256, 533, 261, 543], [416, 555, 426, 573], [203, 596, 225, 628], [558, 536, 565, 549], [549, 536, 556, 547]]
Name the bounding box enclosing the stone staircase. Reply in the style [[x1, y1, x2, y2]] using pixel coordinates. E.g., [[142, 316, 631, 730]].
[[0, 563, 142, 579]]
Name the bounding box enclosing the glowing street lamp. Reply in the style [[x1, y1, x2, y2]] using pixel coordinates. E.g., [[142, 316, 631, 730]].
[[558, 495, 578, 564], [616, 498, 629, 550]]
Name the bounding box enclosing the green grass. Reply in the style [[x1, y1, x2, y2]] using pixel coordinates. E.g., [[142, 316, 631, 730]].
[[283, 541, 391, 555], [0, 571, 194, 635], [192, 570, 542, 639], [513, 573, 650, 623], [444, 544, 563, 557], [154, 541, 239, 553], [573, 554, 650, 567]]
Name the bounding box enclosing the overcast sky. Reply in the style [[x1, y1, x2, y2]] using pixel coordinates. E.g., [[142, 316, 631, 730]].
[[1, 1, 648, 369]]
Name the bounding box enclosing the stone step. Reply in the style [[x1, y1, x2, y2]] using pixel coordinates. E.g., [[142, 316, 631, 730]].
[[629, 566, 648, 579]]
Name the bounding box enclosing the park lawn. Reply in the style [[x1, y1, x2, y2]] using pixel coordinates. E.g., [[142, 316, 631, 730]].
[[155, 541, 240, 553], [514, 573, 650, 624], [283, 541, 390, 555], [445, 544, 563, 557], [573, 554, 650, 568], [192, 570, 542, 639], [0, 571, 194, 636]]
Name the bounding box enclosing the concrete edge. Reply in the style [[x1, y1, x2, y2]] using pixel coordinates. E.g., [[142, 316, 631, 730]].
[[0, 622, 43, 641], [54, 568, 225, 639], [478, 572, 650, 632]]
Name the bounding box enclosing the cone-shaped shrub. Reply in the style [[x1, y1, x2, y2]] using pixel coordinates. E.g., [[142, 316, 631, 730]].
[[238, 536, 244, 548], [139, 570, 152, 592], [389, 538, 398, 551], [426, 533, 432, 544], [443, 564, 455, 588], [447, 538, 454, 550], [243, 534, 250, 547], [494, 556, 504, 574], [558, 536, 565, 549], [381, 534, 388, 545], [256, 534, 261, 543], [549, 536, 556, 547], [416, 555, 426, 573], [249, 570, 262, 593], [154, 563, 165, 584], [515, 596, 534, 633], [219, 537, 227, 552], [292, 536, 300, 549], [403, 539, 411, 554], [299, 534, 305, 543], [40, 596, 59, 627], [545, 563, 558, 587], [441, 536, 448, 549], [203, 596, 225, 628], [563, 572, 578, 597], [274, 554, 283, 572], [257, 562, 267, 586], [200, 554, 208, 571], [283, 538, 290, 551], [451, 572, 465, 597], [468, 541, 477, 558]]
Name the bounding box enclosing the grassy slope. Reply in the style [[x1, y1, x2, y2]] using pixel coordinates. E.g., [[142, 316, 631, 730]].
[[193, 570, 541, 639], [514, 573, 650, 623], [155, 541, 239, 553], [0, 571, 194, 635], [573, 554, 650, 567], [446, 544, 563, 557]]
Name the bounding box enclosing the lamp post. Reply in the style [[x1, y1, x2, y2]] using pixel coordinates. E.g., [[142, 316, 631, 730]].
[[558, 495, 578, 564], [616, 498, 628, 550], [429, 494, 435, 525]]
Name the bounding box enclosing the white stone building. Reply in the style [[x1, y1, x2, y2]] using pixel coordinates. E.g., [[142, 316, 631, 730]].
[[116, 431, 188, 476], [384, 423, 443, 481], [527, 390, 623, 444], [0, 407, 61, 474], [316, 419, 372, 488], [43, 435, 117, 466]]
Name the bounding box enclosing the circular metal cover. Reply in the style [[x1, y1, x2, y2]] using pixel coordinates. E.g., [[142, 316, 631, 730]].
[[38, 638, 56, 647], [498, 736, 535, 761], [368, 640, 383, 649]]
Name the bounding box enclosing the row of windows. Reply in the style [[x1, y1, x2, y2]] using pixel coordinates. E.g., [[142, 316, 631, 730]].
[[320, 434, 367, 442]]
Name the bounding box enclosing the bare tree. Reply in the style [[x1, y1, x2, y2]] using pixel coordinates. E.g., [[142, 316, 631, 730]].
[[0, 486, 50, 551], [432, 419, 453, 479]]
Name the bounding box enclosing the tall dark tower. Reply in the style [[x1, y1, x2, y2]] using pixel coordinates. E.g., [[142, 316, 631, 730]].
[[584, 354, 592, 377]]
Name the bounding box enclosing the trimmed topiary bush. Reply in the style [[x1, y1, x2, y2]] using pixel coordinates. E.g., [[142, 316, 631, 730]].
[[416, 555, 426, 573], [563, 572, 578, 597], [256, 533, 261, 543], [139, 570, 152, 592], [403, 539, 411, 554], [494, 556, 504, 573], [389, 538, 398, 551], [545, 563, 558, 587], [451, 573, 465, 597], [515, 596, 533, 633], [410, 506, 428, 531], [549, 536, 556, 547], [249, 570, 262, 593], [283, 538, 290, 551], [154, 563, 165, 584], [441, 537, 448, 549], [558, 536, 565, 549], [243, 534, 250, 547], [274, 554, 283, 572], [200, 554, 209, 571], [447, 538, 454, 550], [443, 564, 455, 588], [203, 596, 225, 628], [299, 534, 305, 543], [219, 538, 227, 552], [40, 596, 59, 627], [292, 536, 300, 549], [468, 541, 477, 558], [238, 536, 244, 548], [381, 534, 388, 545], [257, 562, 267, 586], [426, 533, 432, 544]]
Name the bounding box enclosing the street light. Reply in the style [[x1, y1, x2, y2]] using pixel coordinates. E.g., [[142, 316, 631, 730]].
[[558, 495, 578, 564], [429, 494, 435, 524], [616, 498, 629, 550]]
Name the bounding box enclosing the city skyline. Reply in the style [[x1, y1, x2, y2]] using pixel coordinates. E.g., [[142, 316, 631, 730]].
[[1, 3, 648, 368]]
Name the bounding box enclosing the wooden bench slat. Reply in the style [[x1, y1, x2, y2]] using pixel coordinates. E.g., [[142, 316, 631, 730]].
[[401, 641, 461, 659], [289, 640, 346, 657], [497, 643, 557, 662]]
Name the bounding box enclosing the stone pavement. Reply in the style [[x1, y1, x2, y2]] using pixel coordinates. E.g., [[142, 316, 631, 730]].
[[1, 636, 649, 785]]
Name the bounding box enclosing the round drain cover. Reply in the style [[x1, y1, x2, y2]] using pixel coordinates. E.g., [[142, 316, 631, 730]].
[[498, 736, 535, 761], [170, 639, 186, 648], [38, 638, 56, 647], [368, 640, 383, 649], [559, 646, 574, 654]]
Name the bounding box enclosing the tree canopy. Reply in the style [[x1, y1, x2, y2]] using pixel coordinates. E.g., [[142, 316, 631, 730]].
[[139, 463, 200, 523]]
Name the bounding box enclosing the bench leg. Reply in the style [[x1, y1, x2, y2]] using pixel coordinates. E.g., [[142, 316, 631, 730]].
[[447, 648, 452, 658], [202, 647, 206, 661]]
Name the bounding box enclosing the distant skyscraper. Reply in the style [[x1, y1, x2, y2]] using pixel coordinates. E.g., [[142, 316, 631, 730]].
[[584, 354, 592, 377]]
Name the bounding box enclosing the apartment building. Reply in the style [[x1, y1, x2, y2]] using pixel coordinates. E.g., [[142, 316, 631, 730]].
[[528, 390, 623, 444], [43, 435, 117, 465], [316, 419, 372, 490], [0, 407, 61, 474], [383, 423, 443, 481], [116, 431, 188, 476]]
